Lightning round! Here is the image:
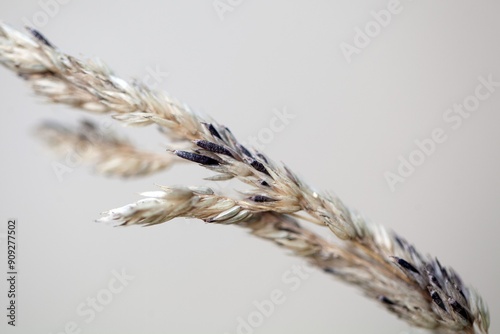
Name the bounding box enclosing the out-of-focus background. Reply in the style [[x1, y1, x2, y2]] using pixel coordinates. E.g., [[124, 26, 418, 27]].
[[0, 1, 499, 333]]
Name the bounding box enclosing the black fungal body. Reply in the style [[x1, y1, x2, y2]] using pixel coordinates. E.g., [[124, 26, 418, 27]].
[[250, 160, 270, 176], [396, 258, 420, 274], [195, 140, 233, 158], [323, 268, 337, 275], [26, 27, 54, 48], [379, 296, 396, 306], [175, 150, 219, 166], [249, 195, 277, 203], [431, 291, 447, 311], [450, 300, 472, 323], [203, 123, 222, 140], [428, 273, 443, 289], [237, 144, 253, 158]]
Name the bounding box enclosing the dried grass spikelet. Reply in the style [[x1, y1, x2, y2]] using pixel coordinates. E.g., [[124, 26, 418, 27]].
[[98, 185, 254, 226], [0, 22, 490, 334], [36, 120, 175, 177]]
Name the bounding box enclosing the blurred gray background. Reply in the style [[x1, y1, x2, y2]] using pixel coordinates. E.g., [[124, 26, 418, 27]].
[[0, 0, 499, 333]]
